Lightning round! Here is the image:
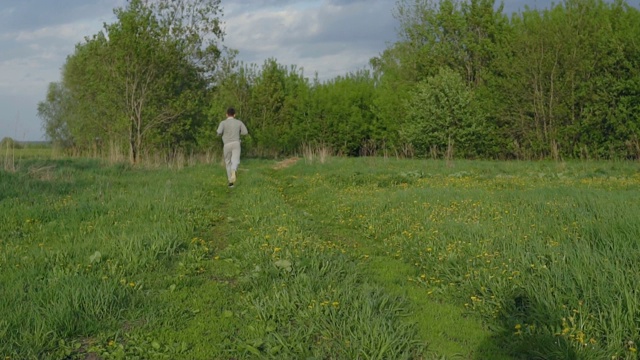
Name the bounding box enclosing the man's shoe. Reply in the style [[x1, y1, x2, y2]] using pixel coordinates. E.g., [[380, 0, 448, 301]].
[[228, 183, 234, 188], [230, 170, 237, 184]]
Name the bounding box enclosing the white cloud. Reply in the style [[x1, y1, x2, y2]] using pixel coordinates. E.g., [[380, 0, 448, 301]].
[[224, 0, 397, 80], [0, 3, 116, 140], [14, 22, 98, 42], [0, 7, 16, 17], [0, 21, 106, 98]]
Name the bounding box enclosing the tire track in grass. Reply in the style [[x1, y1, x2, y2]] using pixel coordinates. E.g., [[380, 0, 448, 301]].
[[268, 160, 514, 360], [220, 160, 427, 358], [121, 164, 248, 359]]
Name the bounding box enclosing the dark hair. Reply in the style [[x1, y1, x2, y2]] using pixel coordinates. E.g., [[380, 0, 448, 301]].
[[227, 107, 236, 116]]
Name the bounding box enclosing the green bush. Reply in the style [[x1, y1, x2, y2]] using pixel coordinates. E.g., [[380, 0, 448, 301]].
[[0, 137, 22, 150]]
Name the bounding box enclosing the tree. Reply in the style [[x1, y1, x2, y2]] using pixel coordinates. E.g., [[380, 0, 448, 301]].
[[62, 32, 127, 152], [569, 0, 640, 159], [203, 53, 257, 153], [107, 0, 224, 162], [373, 0, 507, 156], [390, 0, 506, 86], [401, 67, 489, 158], [493, 0, 640, 159], [38, 82, 74, 148], [245, 59, 310, 156], [45, 0, 225, 163], [300, 71, 376, 156]]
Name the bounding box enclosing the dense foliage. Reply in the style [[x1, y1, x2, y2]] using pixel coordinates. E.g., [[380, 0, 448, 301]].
[[38, 0, 640, 161]]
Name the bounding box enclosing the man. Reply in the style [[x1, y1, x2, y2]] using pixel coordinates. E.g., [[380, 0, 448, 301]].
[[217, 107, 248, 187]]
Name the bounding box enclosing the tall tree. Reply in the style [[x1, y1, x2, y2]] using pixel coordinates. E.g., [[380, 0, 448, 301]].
[[302, 71, 376, 156], [390, 0, 506, 86], [38, 82, 74, 148], [494, 0, 640, 159], [373, 0, 506, 155], [61, 32, 124, 151], [201, 50, 256, 152], [44, 0, 224, 163], [246, 59, 309, 156], [401, 67, 489, 158]]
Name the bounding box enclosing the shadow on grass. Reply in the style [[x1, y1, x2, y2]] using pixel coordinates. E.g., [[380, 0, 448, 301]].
[[473, 331, 579, 360], [473, 292, 610, 360]]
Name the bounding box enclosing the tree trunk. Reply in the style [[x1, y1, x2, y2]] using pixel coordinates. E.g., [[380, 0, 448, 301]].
[[129, 117, 137, 164]]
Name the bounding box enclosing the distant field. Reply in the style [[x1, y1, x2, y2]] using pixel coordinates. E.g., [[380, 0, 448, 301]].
[[1, 142, 54, 162], [1, 154, 639, 359]]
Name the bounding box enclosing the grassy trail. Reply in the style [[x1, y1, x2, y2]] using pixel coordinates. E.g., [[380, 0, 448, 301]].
[[206, 159, 511, 359], [270, 160, 511, 359]]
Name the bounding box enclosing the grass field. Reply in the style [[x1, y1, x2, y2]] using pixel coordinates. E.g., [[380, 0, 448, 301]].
[[1, 153, 640, 359]]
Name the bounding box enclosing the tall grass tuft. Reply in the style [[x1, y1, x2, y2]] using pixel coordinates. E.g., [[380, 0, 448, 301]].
[[2, 138, 16, 172], [301, 143, 332, 164]]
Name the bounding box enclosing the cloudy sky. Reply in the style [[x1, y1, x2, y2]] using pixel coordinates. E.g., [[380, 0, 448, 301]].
[[0, 0, 594, 141]]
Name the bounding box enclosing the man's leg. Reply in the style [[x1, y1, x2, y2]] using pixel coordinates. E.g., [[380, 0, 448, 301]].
[[230, 142, 241, 183], [223, 143, 234, 184]]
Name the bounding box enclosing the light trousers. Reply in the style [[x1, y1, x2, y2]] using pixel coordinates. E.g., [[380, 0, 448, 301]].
[[223, 141, 241, 182]]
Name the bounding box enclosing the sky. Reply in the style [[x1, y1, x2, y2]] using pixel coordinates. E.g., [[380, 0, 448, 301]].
[[0, 0, 611, 141]]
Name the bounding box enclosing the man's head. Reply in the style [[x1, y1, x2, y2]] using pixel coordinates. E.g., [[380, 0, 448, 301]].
[[227, 107, 236, 117]]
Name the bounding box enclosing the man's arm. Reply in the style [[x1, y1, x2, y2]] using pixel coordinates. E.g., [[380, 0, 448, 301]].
[[240, 122, 248, 136], [216, 122, 224, 136]]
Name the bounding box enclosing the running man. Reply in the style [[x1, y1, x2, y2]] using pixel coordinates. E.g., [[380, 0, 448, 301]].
[[217, 107, 248, 187]]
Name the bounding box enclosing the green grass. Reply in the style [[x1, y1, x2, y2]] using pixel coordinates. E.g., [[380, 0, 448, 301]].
[[1, 156, 640, 359]]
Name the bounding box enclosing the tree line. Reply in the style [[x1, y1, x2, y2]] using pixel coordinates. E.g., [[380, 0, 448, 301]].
[[38, 0, 640, 162]]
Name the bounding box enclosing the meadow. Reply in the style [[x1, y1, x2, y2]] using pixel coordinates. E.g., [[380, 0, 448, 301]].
[[1, 151, 640, 359]]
